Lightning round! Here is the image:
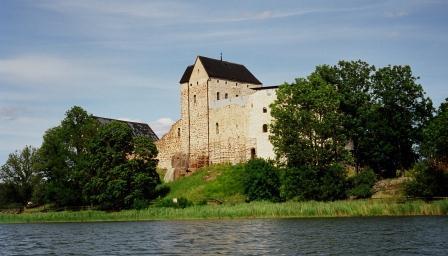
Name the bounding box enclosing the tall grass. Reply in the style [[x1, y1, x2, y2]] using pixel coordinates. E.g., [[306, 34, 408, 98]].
[[1, 200, 447, 224]]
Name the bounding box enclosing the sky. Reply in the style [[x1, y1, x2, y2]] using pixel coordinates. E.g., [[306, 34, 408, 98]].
[[1, 0, 447, 164]]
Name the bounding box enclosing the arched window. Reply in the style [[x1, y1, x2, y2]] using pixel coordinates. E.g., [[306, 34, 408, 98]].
[[193, 95, 197, 104], [177, 128, 181, 137], [216, 123, 219, 134], [225, 93, 228, 99], [262, 107, 267, 113], [217, 92, 220, 100], [262, 124, 268, 133]]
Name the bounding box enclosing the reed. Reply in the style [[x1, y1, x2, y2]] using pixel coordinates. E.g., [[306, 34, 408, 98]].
[[1, 199, 446, 224]]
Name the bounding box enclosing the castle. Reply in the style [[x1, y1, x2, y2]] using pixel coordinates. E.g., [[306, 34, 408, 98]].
[[156, 56, 278, 181]]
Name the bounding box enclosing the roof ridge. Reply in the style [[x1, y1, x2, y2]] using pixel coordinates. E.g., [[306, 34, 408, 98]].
[[197, 55, 245, 66]]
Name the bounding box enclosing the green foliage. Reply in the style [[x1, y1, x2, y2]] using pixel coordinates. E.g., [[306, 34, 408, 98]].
[[421, 99, 448, 167], [0, 146, 41, 205], [405, 161, 448, 198], [242, 159, 280, 202], [363, 65, 433, 177], [83, 122, 160, 210], [348, 169, 377, 198], [270, 66, 349, 168], [280, 164, 348, 201], [36, 106, 98, 207]]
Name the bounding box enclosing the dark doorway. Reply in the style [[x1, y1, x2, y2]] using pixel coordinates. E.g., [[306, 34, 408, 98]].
[[250, 148, 256, 159]]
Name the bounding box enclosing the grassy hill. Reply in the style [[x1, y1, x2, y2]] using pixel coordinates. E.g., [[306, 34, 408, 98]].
[[164, 164, 247, 204]]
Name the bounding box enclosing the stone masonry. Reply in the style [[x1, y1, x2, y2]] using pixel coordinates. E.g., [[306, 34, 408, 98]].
[[155, 56, 277, 181]]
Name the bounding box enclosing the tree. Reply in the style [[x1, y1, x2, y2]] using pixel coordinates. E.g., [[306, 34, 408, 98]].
[[421, 98, 448, 168], [360, 65, 433, 177], [242, 159, 280, 202], [36, 106, 98, 207], [332, 60, 375, 172], [83, 121, 160, 210], [0, 146, 40, 205], [270, 66, 349, 168]]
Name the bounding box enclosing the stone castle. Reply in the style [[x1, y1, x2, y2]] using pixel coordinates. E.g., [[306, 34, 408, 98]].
[[156, 56, 278, 181]]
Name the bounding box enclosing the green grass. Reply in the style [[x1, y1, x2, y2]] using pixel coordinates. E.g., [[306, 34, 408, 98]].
[[0, 200, 447, 223], [165, 163, 246, 204]]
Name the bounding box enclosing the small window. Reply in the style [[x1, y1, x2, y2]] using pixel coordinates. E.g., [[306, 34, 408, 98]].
[[225, 93, 228, 99], [190, 83, 192, 86], [247, 85, 249, 88], [216, 123, 219, 134], [236, 82, 238, 86], [196, 81, 198, 85], [262, 124, 268, 133], [217, 80, 219, 83], [177, 128, 181, 137], [194, 95, 197, 104], [197, 69, 199, 73], [217, 92, 220, 100], [225, 81, 227, 84], [236, 94, 239, 97], [263, 107, 267, 113]]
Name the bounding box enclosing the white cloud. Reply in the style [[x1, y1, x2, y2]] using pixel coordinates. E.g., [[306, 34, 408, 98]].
[[149, 117, 175, 137]]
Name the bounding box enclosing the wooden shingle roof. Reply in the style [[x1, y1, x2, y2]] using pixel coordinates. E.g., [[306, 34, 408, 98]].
[[179, 56, 262, 85]]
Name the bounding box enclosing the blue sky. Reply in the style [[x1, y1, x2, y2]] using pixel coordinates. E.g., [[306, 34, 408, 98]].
[[1, 0, 447, 163]]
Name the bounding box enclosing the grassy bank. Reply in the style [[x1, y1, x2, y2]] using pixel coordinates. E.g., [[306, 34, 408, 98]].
[[1, 199, 447, 224]]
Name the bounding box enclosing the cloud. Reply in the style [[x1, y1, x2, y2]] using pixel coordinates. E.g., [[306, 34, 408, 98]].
[[0, 107, 23, 121], [0, 55, 169, 90], [149, 117, 175, 137]]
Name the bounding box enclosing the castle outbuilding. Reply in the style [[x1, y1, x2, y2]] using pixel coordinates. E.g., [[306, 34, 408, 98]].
[[156, 56, 278, 181]]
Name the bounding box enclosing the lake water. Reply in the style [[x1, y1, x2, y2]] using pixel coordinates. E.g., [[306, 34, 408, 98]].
[[0, 217, 447, 255]]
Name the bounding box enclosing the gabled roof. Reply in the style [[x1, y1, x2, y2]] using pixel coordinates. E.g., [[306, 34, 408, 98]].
[[94, 116, 159, 141], [179, 56, 262, 85]]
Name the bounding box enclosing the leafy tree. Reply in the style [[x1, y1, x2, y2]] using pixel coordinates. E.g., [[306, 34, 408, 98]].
[[360, 65, 433, 177], [36, 106, 98, 207], [405, 161, 448, 198], [0, 146, 41, 205], [83, 121, 160, 210], [332, 61, 375, 172], [421, 98, 448, 168], [270, 66, 349, 168], [242, 159, 280, 202]]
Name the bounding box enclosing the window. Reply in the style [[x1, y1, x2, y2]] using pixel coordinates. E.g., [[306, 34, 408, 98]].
[[225, 81, 227, 84], [217, 92, 220, 100], [225, 93, 228, 99], [262, 124, 268, 133], [236, 82, 238, 86], [263, 107, 267, 113], [216, 123, 219, 134], [217, 80, 219, 83], [190, 83, 192, 86], [177, 128, 181, 137], [236, 94, 239, 97], [196, 81, 198, 85], [193, 95, 197, 104]]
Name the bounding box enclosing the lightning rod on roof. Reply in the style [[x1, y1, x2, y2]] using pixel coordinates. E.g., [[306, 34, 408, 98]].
[[220, 52, 222, 61]]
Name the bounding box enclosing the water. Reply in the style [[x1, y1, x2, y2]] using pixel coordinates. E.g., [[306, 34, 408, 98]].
[[0, 217, 447, 255]]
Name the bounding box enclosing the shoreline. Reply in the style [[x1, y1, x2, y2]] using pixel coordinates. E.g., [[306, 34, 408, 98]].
[[1, 199, 447, 224]]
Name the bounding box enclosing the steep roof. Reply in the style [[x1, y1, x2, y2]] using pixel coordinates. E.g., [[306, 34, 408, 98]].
[[179, 56, 262, 85], [94, 116, 159, 141]]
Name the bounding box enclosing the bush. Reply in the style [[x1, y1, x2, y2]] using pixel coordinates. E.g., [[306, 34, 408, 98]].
[[405, 161, 448, 198], [155, 197, 193, 208], [348, 168, 377, 198], [280, 164, 348, 201], [243, 159, 280, 202]]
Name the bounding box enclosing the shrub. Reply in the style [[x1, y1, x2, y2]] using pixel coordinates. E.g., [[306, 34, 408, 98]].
[[155, 197, 193, 208], [280, 164, 348, 201], [405, 161, 448, 198], [348, 168, 377, 198], [243, 159, 280, 202]]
